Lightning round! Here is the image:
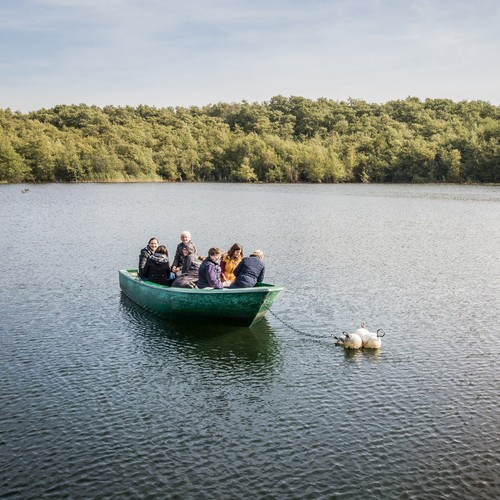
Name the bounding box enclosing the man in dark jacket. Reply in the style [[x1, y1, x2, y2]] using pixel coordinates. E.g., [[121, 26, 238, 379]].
[[230, 250, 265, 288]]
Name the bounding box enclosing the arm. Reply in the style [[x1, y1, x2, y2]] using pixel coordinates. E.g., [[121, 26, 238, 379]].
[[257, 265, 265, 283], [206, 262, 224, 289], [172, 247, 181, 269], [142, 259, 150, 279], [233, 260, 242, 278], [220, 259, 227, 281], [181, 255, 194, 274], [138, 250, 148, 277]]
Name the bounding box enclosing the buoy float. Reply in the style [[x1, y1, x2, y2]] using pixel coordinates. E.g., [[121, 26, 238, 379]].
[[334, 331, 363, 349], [335, 323, 385, 350]]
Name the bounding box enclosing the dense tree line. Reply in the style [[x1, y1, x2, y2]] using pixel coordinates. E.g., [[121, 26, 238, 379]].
[[1, 96, 499, 183]]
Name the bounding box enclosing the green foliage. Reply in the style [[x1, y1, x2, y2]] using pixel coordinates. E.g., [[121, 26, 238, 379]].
[[231, 157, 258, 182], [0, 97, 498, 183], [0, 134, 28, 182]]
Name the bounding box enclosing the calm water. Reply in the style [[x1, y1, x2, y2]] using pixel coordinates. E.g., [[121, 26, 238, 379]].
[[1, 183, 499, 499]]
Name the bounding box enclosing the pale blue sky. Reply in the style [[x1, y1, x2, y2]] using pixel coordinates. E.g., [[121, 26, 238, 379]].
[[1, 0, 499, 112]]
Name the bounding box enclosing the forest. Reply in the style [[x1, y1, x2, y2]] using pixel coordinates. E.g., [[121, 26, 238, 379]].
[[0, 96, 499, 183]]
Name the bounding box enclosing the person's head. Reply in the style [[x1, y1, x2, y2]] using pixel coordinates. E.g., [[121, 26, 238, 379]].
[[148, 237, 159, 251], [250, 249, 264, 260], [208, 247, 222, 262], [182, 244, 194, 256], [155, 245, 168, 255], [228, 243, 243, 259], [156, 245, 168, 255], [180, 231, 191, 244]]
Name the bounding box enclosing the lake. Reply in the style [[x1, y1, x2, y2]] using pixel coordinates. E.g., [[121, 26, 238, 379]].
[[1, 183, 499, 499]]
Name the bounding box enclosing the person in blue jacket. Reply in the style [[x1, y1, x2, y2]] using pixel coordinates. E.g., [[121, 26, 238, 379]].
[[230, 250, 265, 288]]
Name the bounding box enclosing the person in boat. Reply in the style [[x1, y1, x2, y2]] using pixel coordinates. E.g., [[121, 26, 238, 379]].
[[220, 243, 244, 284], [229, 250, 265, 288], [171, 231, 197, 276], [141, 245, 175, 286], [197, 247, 231, 289], [138, 237, 159, 278], [171, 245, 201, 288]]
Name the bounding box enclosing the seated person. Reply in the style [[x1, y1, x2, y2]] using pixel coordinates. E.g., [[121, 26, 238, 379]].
[[138, 237, 158, 278], [171, 231, 197, 275], [172, 245, 201, 288], [230, 250, 265, 288], [141, 245, 175, 286], [220, 243, 243, 284], [197, 247, 231, 289]]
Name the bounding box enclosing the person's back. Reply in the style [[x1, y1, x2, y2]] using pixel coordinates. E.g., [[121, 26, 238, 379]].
[[230, 250, 265, 288], [142, 245, 173, 286], [172, 254, 201, 288]]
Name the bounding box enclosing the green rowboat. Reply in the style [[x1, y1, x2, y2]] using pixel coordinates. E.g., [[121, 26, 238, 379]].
[[119, 269, 284, 327]]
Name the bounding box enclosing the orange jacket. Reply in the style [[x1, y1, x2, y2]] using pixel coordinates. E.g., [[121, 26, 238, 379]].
[[221, 253, 243, 283]]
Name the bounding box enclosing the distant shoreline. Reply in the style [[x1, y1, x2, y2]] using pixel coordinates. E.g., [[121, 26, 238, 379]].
[[4, 180, 499, 186], [1, 97, 499, 184]]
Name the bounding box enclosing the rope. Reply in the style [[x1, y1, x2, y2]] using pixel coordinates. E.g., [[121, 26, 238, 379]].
[[266, 307, 331, 340]]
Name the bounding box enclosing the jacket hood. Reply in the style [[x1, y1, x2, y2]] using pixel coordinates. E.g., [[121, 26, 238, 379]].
[[181, 241, 197, 255], [150, 253, 169, 263]]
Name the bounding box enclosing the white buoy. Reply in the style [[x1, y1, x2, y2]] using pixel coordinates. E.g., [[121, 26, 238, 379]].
[[362, 332, 381, 349], [334, 333, 347, 346], [362, 328, 385, 349], [335, 333, 363, 349], [354, 321, 371, 343], [336, 323, 386, 349]]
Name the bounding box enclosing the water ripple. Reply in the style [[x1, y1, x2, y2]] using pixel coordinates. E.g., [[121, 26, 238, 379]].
[[1, 184, 499, 499]]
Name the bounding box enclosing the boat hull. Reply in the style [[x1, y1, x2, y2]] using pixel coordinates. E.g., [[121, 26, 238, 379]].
[[119, 269, 283, 327]]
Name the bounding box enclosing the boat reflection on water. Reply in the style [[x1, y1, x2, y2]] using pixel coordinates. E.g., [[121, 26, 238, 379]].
[[119, 293, 283, 374]]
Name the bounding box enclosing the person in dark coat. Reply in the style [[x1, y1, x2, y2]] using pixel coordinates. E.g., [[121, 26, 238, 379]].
[[138, 237, 159, 278], [197, 247, 231, 289], [172, 246, 201, 288], [141, 245, 175, 286], [230, 250, 265, 288]]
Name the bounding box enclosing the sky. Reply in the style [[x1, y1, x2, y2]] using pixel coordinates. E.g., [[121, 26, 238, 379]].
[[1, 0, 499, 112]]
